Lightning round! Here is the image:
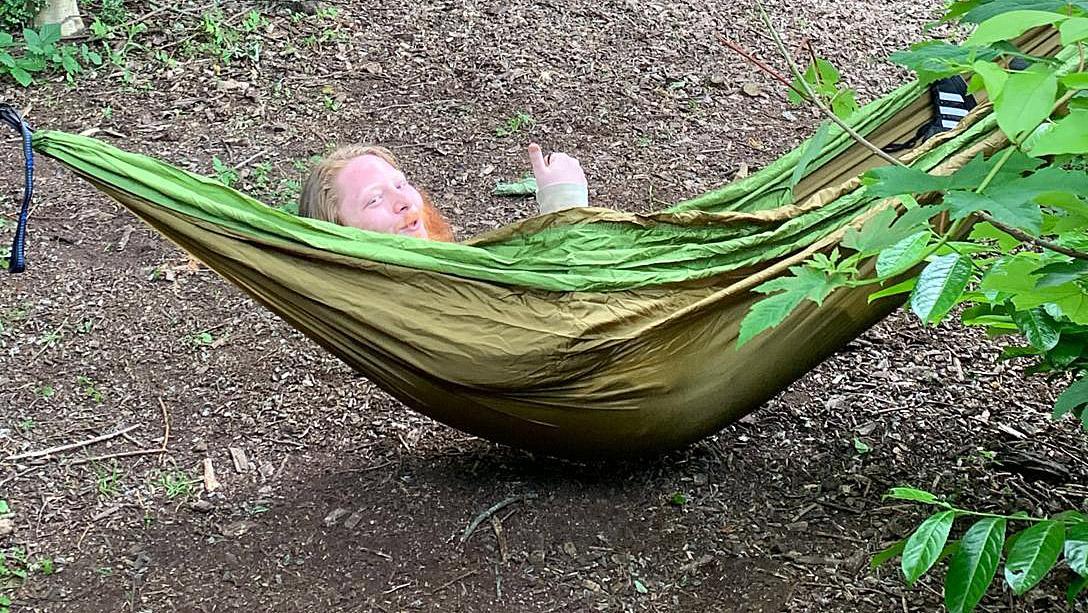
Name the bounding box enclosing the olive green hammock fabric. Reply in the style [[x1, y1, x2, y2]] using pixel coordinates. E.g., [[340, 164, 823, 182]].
[[29, 30, 1063, 458]]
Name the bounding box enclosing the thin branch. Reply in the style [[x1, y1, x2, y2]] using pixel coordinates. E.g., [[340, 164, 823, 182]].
[[977, 212, 1088, 260], [66, 448, 165, 466], [715, 35, 808, 100], [754, 0, 909, 169], [461, 493, 537, 543], [157, 396, 171, 465], [6, 424, 140, 461]]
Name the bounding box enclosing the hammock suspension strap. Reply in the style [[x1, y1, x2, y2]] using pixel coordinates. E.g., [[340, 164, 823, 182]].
[[1, 103, 35, 274], [883, 76, 977, 153]]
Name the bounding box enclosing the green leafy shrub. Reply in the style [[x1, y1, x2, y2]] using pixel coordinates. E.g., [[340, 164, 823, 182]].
[[875, 488, 1088, 611], [0, 0, 45, 33], [0, 23, 102, 87], [740, 0, 1088, 609]]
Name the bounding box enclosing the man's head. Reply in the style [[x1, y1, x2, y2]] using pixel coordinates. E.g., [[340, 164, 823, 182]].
[[299, 145, 429, 239]]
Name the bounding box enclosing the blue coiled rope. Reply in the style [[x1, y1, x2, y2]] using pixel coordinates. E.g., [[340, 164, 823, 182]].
[[1, 103, 34, 274]]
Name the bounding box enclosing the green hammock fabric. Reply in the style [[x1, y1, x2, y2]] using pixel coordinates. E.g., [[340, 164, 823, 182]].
[[29, 29, 1065, 458]]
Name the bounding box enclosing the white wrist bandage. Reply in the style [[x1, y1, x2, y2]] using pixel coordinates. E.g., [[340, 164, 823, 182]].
[[536, 183, 589, 215]]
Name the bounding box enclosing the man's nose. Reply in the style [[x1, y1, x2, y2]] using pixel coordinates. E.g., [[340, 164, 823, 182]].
[[391, 192, 415, 213]]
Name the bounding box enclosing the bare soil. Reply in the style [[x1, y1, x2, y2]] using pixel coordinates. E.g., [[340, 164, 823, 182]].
[[1, 1, 1086, 612]]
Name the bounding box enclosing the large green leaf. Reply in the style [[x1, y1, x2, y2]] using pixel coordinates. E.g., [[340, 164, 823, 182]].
[[1034, 260, 1088, 288], [903, 511, 956, 585], [868, 277, 918, 303], [877, 232, 930, 278], [961, 0, 1088, 23], [1028, 110, 1088, 156], [790, 121, 831, 189], [946, 191, 1042, 235], [965, 10, 1068, 47], [1011, 308, 1060, 350], [972, 60, 1008, 98], [1054, 376, 1088, 419], [10, 66, 31, 87], [889, 41, 998, 84], [1012, 282, 1088, 324], [945, 517, 1007, 613], [1066, 523, 1088, 576], [1064, 72, 1088, 89], [843, 207, 933, 256], [993, 67, 1058, 140], [912, 254, 974, 323], [969, 222, 1021, 251], [884, 487, 945, 505], [864, 151, 1042, 200], [739, 267, 842, 347], [1003, 520, 1065, 594], [871, 539, 907, 569], [1060, 17, 1088, 44], [1070, 574, 1088, 605], [37, 23, 61, 46]]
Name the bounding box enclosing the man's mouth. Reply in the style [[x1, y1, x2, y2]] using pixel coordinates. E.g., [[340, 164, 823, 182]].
[[398, 218, 422, 234]]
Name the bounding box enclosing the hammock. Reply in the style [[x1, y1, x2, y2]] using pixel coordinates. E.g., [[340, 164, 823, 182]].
[[10, 29, 1067, 458]]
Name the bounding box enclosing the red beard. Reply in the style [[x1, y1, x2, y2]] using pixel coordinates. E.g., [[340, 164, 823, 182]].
[[420, 190, 455, 242]]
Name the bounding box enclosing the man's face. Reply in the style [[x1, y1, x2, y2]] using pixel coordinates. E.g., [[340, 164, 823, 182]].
[[335, 155, 428, 239]]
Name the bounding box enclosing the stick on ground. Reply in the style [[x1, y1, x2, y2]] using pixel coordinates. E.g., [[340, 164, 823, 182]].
[[460, 493, 537, 543], [6, 424, 141, 461]]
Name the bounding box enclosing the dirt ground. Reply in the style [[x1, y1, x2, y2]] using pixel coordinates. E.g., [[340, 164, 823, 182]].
[[1, 0, 1087, 611]]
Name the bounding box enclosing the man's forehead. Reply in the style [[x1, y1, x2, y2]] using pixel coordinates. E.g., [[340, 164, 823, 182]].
[[339, 154, 403, 187]]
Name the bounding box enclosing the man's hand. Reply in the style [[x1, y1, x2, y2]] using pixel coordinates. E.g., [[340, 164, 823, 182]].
[[528, 143, 589, 214]]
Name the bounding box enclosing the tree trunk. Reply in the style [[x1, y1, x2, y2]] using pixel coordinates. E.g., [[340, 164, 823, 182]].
[[34, 0, 85, 37]]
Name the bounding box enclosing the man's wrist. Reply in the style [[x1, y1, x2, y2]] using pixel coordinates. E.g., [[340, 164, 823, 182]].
[[537, 182, 589, 214]]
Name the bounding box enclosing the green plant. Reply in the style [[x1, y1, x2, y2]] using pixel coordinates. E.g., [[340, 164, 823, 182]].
[[495, 111, 536, 137], [852, 437, 871, 454], [93, 462, 123, 498], [37, 326, 63, 348], [738, 1, 1088, 609], [0, 0, 45, 32], [875, 488, 1088, 610], [211, 156, 239, 187], [16, 418, 35, 432], [76, 375, 104, 404], [0, 24, 100, 87], [156, 471, 196, 499], [189, 331, 215, 347], [92, 0, 127, 26], [787, 57, 859, 119], [0, 547, 29, 587], [196, 9, 265, 65]]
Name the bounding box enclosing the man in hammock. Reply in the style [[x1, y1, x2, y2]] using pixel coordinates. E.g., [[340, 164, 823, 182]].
[[297, 142, 588, 241]]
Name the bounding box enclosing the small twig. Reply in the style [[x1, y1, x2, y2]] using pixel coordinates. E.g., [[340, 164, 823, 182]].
[[460, 493, 537, 543], [360, 547, 393, 561], [0, 466, 39, 489], [716, 35, 807, 100], [234, 149, 267, 169], [90, 504, 125, 522], [428, 570, 479, 596], [116, 5, 169, 30], [6, 424, 140, 461], [157, 397, 171, 465], [66, 448, 165, 466], [976, 211, 1088, 260]]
